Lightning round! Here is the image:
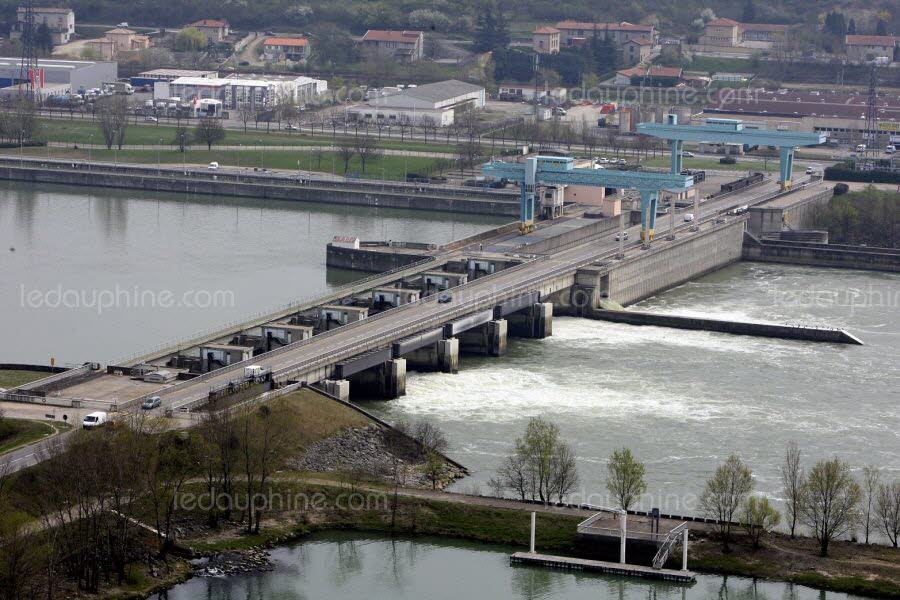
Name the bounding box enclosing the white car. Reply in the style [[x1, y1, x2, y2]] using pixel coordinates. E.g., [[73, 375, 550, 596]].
[[683, 151, 695, 158], [615, 231, 629, 241], [144, 115, 158, 122], [208, 162, 219, 170], [684, 213, 695, 222], [596, 157, 609, 164], [886, 145, 896, 154], [617, 158, 627, 165]]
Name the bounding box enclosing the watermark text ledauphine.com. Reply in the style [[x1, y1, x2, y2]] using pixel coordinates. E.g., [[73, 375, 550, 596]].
[[19, 284, 235, 315]]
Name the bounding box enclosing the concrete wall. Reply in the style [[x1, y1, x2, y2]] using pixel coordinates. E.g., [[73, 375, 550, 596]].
[[326, 245, 429, 272], [0, 162, 520, 217], [748, 189, 832, 236], [743, 233, 900, 273], [606, 220, 746, 306]]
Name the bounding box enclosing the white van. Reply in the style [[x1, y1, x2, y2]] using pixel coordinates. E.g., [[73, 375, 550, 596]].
[[82, 411, 108, 429], [208, 162, 219, 170], [244, 365, 264, 379], [855, 144, 867, 153]]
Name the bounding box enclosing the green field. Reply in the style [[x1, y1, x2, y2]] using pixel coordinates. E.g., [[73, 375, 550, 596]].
[[39, 118, 459, 154], [0, 419, 61, 454], [0, 369, 50, 389], [34, 147, 450, 181]]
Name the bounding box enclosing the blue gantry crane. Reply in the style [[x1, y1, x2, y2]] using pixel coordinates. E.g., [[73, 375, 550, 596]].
[[637, 115, 826, 188], [482, 155, 693, 241]]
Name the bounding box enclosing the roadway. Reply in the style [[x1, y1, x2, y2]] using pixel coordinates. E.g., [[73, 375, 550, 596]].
[[135, 176, 805, 413]]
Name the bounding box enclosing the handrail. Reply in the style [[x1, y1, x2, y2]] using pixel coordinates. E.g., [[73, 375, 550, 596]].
[[652, 522, 688, 569]]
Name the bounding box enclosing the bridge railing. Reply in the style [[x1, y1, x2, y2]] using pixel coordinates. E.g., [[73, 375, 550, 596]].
[[122, 256, 559, 411], [109, 255, 439, 367]]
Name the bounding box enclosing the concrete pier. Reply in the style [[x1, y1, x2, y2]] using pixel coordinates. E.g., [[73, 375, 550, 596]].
[[508, 303, 553, 338], [348, 358, 406, 400], [404, 338, 459, 373], [458, 319, 508, 356]]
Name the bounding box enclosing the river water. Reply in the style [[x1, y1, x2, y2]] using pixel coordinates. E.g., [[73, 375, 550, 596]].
[[155, 531, 868, 600], [362, 262, 900, 515], [0, 182, 505, 365]]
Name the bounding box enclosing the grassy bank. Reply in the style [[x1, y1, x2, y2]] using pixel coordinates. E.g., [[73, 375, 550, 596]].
[[14, 146, 448, 181], [0, 369, 51, 388], [0, 419, 62, 454], [38, 117, 460, 154]]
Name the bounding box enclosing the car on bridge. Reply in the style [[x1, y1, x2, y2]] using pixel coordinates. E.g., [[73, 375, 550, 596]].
[[437, 292, 453, 304], [615, 231, 629, 241], [141, 396, 162, 410]]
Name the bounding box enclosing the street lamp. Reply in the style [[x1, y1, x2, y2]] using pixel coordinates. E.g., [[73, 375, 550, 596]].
[[259, 140, 264, 170], [88, 133, 93, 169], [157, 138, 162, 175]]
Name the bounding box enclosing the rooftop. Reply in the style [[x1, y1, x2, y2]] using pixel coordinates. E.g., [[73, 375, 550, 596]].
[[191, 19, 228, 27], [18, 6, 73, 13], [845, 34, 897, 46], [555, 20, 654, 32], [105, 28, 137, 35], [362, 30, 423, 43], [533, 26, 560, 34], [138, 68, 217, 77], [624, 37, 653, 46], [706, 17, 740, 27], [381, 79, 483, 103], [264, 36, 309, 47]]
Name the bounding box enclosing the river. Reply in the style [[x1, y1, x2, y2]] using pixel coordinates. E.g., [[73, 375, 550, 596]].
[[0, 182, 506, 365], [154, 531, 868, 600], [361, 262, 900, 515]]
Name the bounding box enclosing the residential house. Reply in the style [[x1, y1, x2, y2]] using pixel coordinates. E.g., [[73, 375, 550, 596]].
[[621, 37, 652, 65], [103, 28, 150, 53], [844, 35, 897, 63], [700, 18, 789, 48], [699, 18, 741, 47], [262, 37, 310, 62], [12, 6, 75, 45], [361, 30, 424, 62], [188, 19, 230, 44], [532, 26, 560, 54], [554, 21, 656, 47], [85, 39, 116, 60]]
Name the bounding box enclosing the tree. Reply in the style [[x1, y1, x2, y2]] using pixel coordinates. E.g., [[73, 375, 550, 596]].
[[424, 450, 447, 490], [96, 95, 128, 150], [876, 20, 888, 36], [876, 479, 900, 547], [605, 448, 647, 511], [172, 126, 191, 152], [861, 465, 881, 544], [700, 454, 753, 551], [474, 1, 509, 52], [336, 137, 356, 173], [494, 417, 578, 504], [742, 496, 780, 550], [194, 116, 226, 150], [801, 458, 861, 557], [355, 135, 381, 174], [147, 431, 198, 554], [781, 441, 805, 538], [848, 19, 857, 35], [175, 27, 207, 51], [237, 104, 256, 132]]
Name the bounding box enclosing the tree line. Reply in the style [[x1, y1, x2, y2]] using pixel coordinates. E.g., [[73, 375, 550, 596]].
[[489, 418, 900, 557], [815, 186, 898, 249]]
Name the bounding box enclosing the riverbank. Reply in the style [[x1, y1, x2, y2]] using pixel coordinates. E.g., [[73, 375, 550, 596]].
[[142, 477, 900, 599]]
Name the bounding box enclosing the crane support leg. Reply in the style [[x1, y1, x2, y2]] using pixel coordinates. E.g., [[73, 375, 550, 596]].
[[779, 146, 795, 190], [519, 157, 537, 234], [670, 140, 683, 174], [639, 190, 658, 242]]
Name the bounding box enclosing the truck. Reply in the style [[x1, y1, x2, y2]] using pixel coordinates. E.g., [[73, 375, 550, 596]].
[[244, 365, 265, 380], [82, 411, 108, 429], [102, 81, 134, 95]]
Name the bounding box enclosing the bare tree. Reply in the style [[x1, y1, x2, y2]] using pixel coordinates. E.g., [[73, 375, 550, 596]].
[[237, 104, 256, 132], [876, 479, 900, 547], [194, 116, 226, 150], [801, 458, 861, 557], [147, 429, 199, 554], [606, 447, 647, 511], [355, 135, 381, 174], [781, 441, 805, 538], [96, 95, 128, 149], [700, 454, 753, 551], [336, 137, 356, 173], [861, 465, 881, 544]]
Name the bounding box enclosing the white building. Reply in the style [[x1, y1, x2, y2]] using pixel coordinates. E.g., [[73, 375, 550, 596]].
[[165, 73, 327, 110], [13, 6, 75, 45], [348, 79, 485, 127], [0, 57, 116, 94]]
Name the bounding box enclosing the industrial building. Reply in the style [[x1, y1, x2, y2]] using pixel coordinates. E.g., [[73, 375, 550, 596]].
[[0, 57, 116, 97], [349, 80, 485, 126], [703, 89, 900, 144], [131, 69, 217, 87], [162, 73, 326, 110]]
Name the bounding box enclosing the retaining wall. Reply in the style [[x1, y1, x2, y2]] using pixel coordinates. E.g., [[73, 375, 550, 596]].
[[326, 245, 430, 272], [742, 233, 900, 273]]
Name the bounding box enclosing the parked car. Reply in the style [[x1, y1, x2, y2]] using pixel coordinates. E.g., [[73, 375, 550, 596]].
[[596, 157, 609, 164], [285, 123, 299, 131], [886, 145, 896, 154], [141, 396, 161, 410], [437, 292, 452, 304], [144, 115, 158, 122], [82, 411, 108, 429], [855, 144, 867, 153]]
